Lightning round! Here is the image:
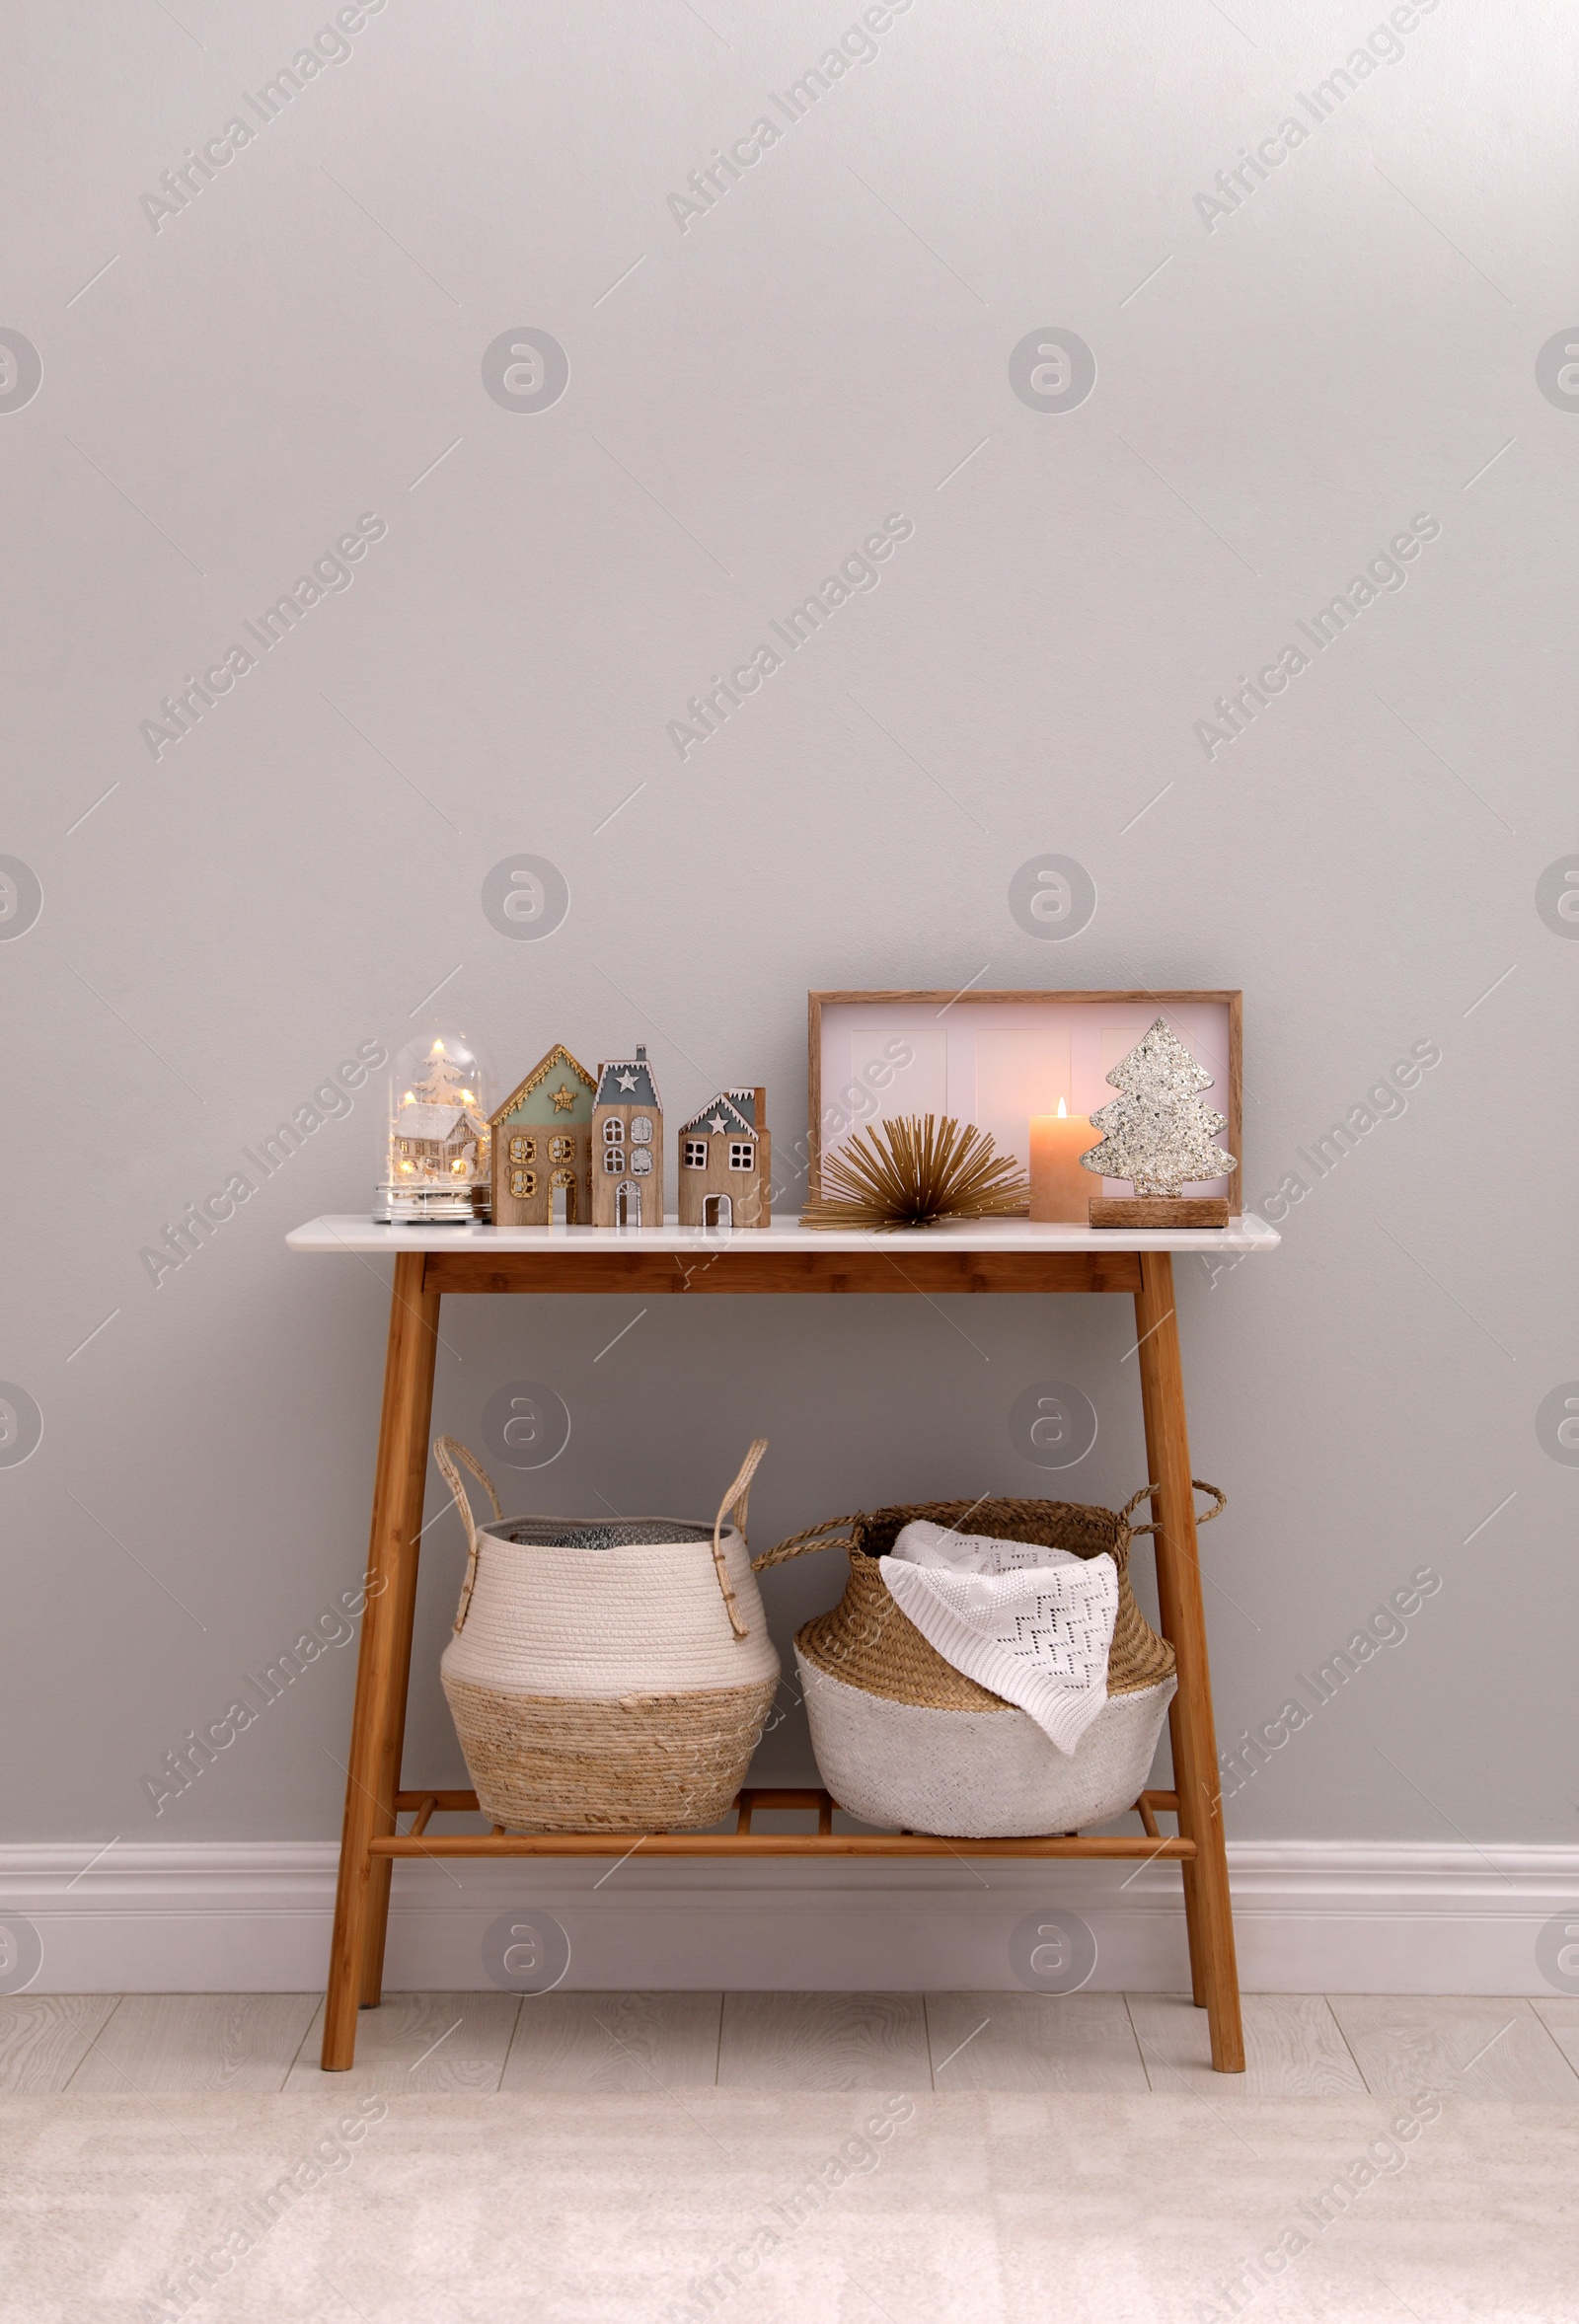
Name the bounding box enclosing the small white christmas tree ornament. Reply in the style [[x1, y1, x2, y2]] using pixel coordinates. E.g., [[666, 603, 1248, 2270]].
[[1081, 1018, 1236, 1203], [412, 1038, 483, 1118]]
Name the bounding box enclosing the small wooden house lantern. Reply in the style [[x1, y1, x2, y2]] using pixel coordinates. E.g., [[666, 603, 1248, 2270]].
[[677, 1087, 770, 1230], [591, 1046, 664, 1229], [489, 1044, 596, 1227]]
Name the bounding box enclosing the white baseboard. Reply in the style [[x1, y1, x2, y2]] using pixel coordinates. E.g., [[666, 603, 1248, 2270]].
[[3, 1841, 1577, 1995]]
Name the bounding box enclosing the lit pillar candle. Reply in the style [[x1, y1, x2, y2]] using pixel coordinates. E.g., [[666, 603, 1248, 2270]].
[[1029, 1100, 1100, 1223]]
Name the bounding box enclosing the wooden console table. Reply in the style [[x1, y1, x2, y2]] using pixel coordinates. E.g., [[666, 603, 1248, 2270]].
[[287, 1213, 1279, 2072]]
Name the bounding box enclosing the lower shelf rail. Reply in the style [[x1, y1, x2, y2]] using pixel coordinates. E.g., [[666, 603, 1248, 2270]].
[[375, 1786, 1193, 1860]]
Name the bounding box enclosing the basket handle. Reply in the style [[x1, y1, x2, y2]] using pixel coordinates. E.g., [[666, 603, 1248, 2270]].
[[1122, 1479, 1227, 1539], [432, 1435, 503, 1633], [712, 1438, 770, 1640], [750, 1514, 861, 1572]]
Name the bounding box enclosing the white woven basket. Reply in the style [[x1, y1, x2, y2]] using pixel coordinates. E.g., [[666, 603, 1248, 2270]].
[[795, 1651, 1176, 1839], [757, 1484, 1222, 1839], [435, 1436, 780, 1833]]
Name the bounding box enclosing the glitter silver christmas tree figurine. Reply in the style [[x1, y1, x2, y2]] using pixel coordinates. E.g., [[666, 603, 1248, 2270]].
[[1080, 1018, 1236, 1196]]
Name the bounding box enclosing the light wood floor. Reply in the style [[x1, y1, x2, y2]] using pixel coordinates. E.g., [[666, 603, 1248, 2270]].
[[3, 1990, 1577, 2099]]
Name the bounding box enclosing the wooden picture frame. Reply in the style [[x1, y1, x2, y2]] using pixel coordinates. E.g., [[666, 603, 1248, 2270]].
[[807, 990, 1243, 1215]]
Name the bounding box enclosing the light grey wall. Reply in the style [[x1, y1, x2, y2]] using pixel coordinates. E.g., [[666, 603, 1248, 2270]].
[[3, 0, 1573, 1851]]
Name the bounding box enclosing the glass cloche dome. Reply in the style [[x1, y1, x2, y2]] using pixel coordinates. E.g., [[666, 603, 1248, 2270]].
[[374, 1025, 494, 1223]]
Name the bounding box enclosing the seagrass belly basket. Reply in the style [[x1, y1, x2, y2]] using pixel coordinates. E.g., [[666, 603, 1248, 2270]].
[[434, 1436, 780, 1833], [755, 1484, 1224, 1839]]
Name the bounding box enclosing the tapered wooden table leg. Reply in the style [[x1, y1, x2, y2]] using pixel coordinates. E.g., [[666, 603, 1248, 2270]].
[[358, 1271, 441, 2009], [1132, 1250, 1244, 2073], [1172, 1720, 1208, 2010], [321, 1254, 440, 2070], [356, 1567, 424, 2007]]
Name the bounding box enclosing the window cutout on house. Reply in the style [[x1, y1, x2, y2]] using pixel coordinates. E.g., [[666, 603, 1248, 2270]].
[[728, 1142, 754, 1170], [510, 1169, 536, 1198], [630, 1149, 652, 1175], [550, 1136, 573, 1162], [684, 1139, 708, 1169], [603, 1119, 624, 1145], [509, 1135, 534, 1163], [630, 1115, 652, 1144], [602, 1150, 623, 1173]]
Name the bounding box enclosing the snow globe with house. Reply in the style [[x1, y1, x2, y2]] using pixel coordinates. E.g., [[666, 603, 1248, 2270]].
[[374, 1027, 494, 1222]]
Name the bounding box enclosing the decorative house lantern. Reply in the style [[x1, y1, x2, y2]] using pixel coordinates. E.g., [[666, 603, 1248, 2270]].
[[374, 1028, 493, 1224], [677, 1087, 771, 1230], [489, 1044, 596, 1226], [591, 1046, 664, 1229]]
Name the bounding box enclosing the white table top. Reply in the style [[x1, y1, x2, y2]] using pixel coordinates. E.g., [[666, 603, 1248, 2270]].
[[288, 1213, 1280, 1256]]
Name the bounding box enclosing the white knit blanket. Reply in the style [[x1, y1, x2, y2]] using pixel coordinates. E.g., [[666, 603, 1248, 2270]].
[[880, 1520, 1118, 1755]]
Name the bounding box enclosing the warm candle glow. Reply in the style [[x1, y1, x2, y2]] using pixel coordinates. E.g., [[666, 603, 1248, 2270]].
[[1029, 1104, 1100, 1223]]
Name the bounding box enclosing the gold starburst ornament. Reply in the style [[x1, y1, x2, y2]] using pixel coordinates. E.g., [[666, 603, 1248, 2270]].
[[802, 1114, 1030, 1231]]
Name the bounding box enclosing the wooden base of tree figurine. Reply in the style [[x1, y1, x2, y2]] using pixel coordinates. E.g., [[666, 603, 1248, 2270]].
[[1081, 1019, 1235, 1230], [1088, 1194, 1230, 1228]]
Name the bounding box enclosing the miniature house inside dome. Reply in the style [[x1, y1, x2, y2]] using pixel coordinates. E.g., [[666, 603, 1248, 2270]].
[[375, 1027, 494, 1223]]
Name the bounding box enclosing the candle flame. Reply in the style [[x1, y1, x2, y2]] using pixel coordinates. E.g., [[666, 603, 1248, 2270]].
[[1056, 1097, 1067, 1117]]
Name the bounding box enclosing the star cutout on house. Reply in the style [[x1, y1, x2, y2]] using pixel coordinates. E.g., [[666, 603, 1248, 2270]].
[[707, 1113, 728, 1135], [616, 1070, 638, 1091], [550, 1084, 576, 1112]]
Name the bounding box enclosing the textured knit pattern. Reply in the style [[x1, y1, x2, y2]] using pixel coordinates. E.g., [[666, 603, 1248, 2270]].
[[497, 1517, 715, 1549], [793, 1494, 1175, 1708], [881, 1521, 1118, 1753]]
